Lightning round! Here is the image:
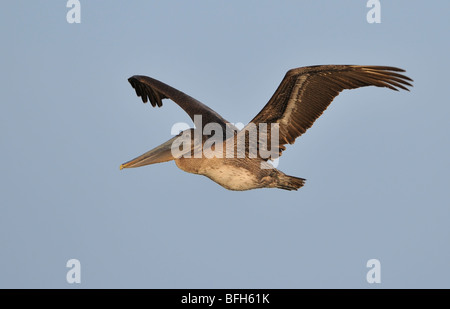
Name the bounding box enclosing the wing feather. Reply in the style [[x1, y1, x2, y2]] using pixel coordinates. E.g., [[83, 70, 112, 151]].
[[128, 75, 230, 129], [240, 65, 413, 158]]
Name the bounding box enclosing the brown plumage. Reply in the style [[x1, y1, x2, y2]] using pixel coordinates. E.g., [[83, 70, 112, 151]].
[[128, 75, 231, 131], [242, 65, 413, 157], [122, 65, 413, 191]]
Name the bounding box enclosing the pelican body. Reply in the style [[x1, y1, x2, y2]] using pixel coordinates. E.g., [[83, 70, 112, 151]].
[[120, 65, 412, 191]]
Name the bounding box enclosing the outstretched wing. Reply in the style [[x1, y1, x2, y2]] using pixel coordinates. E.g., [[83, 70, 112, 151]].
[[240, 65, 413, 157], [128, 75, 231, 129]]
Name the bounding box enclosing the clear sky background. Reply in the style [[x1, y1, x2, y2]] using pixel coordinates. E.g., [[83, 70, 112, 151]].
[[1, 1, 449, 288]]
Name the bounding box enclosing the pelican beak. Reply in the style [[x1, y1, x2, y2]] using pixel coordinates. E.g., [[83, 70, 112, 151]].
[[120, 136, 179, 169]]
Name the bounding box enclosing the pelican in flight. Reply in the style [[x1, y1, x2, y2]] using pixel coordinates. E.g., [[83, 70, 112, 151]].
[[120, 65, 412, 191]]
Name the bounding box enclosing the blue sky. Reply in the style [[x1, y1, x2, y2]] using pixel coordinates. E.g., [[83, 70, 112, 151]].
[[1, 1, 449, 288]]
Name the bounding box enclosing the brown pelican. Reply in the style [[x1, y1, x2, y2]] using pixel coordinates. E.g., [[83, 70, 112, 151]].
[[120, 65, 412, 191]]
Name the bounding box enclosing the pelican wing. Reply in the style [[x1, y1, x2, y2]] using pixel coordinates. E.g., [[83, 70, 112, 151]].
[[241, 65, 413, 157], [128, 75, 230, 128]]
